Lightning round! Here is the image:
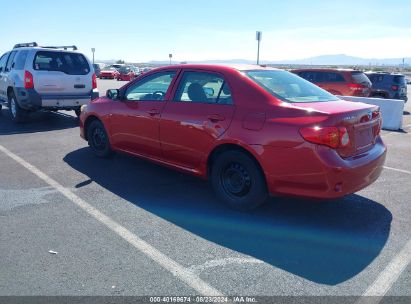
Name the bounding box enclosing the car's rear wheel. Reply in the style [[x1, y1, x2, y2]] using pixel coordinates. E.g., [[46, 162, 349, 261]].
[[8, 92, 27, 123], [211, 150, 268, 211], [87, 120, 113, 158]]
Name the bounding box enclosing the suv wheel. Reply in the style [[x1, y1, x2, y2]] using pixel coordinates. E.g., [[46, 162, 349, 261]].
[[211, 150, 268, 211], [9, 92, 27, 122], [74, 107, 81, 117], [87, 120, 113, 158]]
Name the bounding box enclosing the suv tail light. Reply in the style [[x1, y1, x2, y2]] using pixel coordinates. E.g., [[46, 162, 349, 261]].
[[391, 85, 398, 91], [348, 83, 366, 91], [299, 126, 350, 149], [24, 71, 34, 89], [92, 73, 97, 89]]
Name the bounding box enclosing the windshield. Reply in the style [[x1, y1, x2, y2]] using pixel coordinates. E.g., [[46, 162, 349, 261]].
[[245, 70, 340, 103], [119, 67, 132, 73]]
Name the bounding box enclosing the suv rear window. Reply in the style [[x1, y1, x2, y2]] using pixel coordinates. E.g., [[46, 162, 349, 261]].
[[393, 75, 406, 85], [351, 72, 370, 84], [33, 51, 90, 75]]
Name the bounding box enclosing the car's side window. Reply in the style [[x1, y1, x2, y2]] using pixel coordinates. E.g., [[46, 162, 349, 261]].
[[5, 51, 17, 72], [125, 71, 176, 101], [326, 72, 344, 82], [174, 71, 233, 105], [0, 53, 9, 72], [13, 50, 29, 70]]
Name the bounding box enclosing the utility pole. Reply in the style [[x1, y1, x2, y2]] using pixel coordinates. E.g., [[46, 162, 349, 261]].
[[169, 53, 173, 65], [91, 48, 95, 64], [256, 31, 262, 65]]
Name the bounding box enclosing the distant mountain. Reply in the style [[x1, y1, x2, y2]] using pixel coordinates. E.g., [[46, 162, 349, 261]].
[[269, 54, 410, 66], [101, 54, 410, 67]]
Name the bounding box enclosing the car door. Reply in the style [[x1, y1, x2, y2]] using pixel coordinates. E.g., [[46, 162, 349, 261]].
[[109, 70, 178, 158], [160, 70, 235, 170]]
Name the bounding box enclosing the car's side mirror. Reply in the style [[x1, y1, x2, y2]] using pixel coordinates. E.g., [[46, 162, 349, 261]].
[[106, 89, 120, 100]]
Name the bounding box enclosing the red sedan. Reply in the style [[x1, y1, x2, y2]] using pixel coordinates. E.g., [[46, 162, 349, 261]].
[[99, 66, 120, 79], [79, 64, 386, 210], [116, 66, 137, 81]]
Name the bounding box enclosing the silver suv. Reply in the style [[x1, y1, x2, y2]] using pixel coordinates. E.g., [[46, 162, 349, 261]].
[[0, 42, 98, 122]]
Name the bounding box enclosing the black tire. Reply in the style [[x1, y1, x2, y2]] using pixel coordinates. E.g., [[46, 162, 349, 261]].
[[211, 150, 268, 211], [74, 108, 81, 117], [87, 120, 113, 158], [8, 92, 27, 123]]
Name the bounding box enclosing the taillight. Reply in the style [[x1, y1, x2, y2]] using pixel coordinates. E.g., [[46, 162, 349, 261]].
[[391, 85, 398, 91], [24, 71, 34, 89], [372, 111, 382, 136], [348, 83, 365, 91], [299, 126, 350, 149], [92, 73, 97, 89]]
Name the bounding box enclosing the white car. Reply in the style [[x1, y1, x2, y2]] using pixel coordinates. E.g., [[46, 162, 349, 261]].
[[0, 42, 98, 122]]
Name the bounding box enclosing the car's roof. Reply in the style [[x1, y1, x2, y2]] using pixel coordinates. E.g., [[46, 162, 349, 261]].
[[12, 47, 80, 54], [155, 63, 279, 73]]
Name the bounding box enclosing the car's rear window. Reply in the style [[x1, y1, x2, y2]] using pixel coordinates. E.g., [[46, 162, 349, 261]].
[[393, 75, 406, 85], [245, 70, 339, 103], [33, 51, 90, 75], [351, 72, 371, 84]]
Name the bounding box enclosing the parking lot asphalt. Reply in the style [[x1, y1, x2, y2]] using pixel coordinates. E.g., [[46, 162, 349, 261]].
[[0, 79, 410, 298]]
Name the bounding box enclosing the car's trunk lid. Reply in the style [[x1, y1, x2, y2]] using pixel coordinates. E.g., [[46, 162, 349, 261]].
[[295, 100, 381, 157]]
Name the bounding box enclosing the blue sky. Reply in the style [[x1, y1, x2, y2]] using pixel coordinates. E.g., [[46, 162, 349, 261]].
[[1, 0, 410, 63]]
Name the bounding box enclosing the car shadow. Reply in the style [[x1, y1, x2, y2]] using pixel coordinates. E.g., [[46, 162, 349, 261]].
[[64, 148, 392, 285], [0, 108, 78, 135]]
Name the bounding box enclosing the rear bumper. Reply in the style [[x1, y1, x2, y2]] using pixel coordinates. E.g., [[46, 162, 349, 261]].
[[264, 138, 387, 199], [14, 87, 98, 111], [100, 74, 115, 79]]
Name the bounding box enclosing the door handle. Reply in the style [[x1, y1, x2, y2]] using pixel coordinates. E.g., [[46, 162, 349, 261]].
[[207, 114, 225, 122], [148, 109, 160, 116]]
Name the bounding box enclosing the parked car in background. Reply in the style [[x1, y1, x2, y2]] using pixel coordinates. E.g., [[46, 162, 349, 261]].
[[0, 42, 97, 121], [406, 78, 411, 85], [92, 63, 101, 78], [116, 66, 137, 81], [139, 67, 153, 75], [79, 64, 386, 211], [365, 72, 408, 102], [292, 69, 371, 97], [99, 66, 120, 79]]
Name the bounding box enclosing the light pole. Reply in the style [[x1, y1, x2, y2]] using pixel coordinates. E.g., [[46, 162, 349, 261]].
[[91, 48, 95, 64], [169, 53, 173, 65], [256, 31, 262, 65]]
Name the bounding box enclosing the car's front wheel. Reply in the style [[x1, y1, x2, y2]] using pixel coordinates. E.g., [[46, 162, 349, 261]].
[[8, 92, 27, 123], [211, 150, 268, 211], [87, 120, 113, 158]]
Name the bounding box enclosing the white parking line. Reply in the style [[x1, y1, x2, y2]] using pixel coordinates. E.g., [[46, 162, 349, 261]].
[[0, 144, 224, 296], [358, 239, 411, 304], [383, 166, 411, 175]]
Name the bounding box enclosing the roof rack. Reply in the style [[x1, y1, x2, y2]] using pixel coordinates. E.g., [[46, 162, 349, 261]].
[[13, 42, 38, 49], [42, 45, 78, 51]]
